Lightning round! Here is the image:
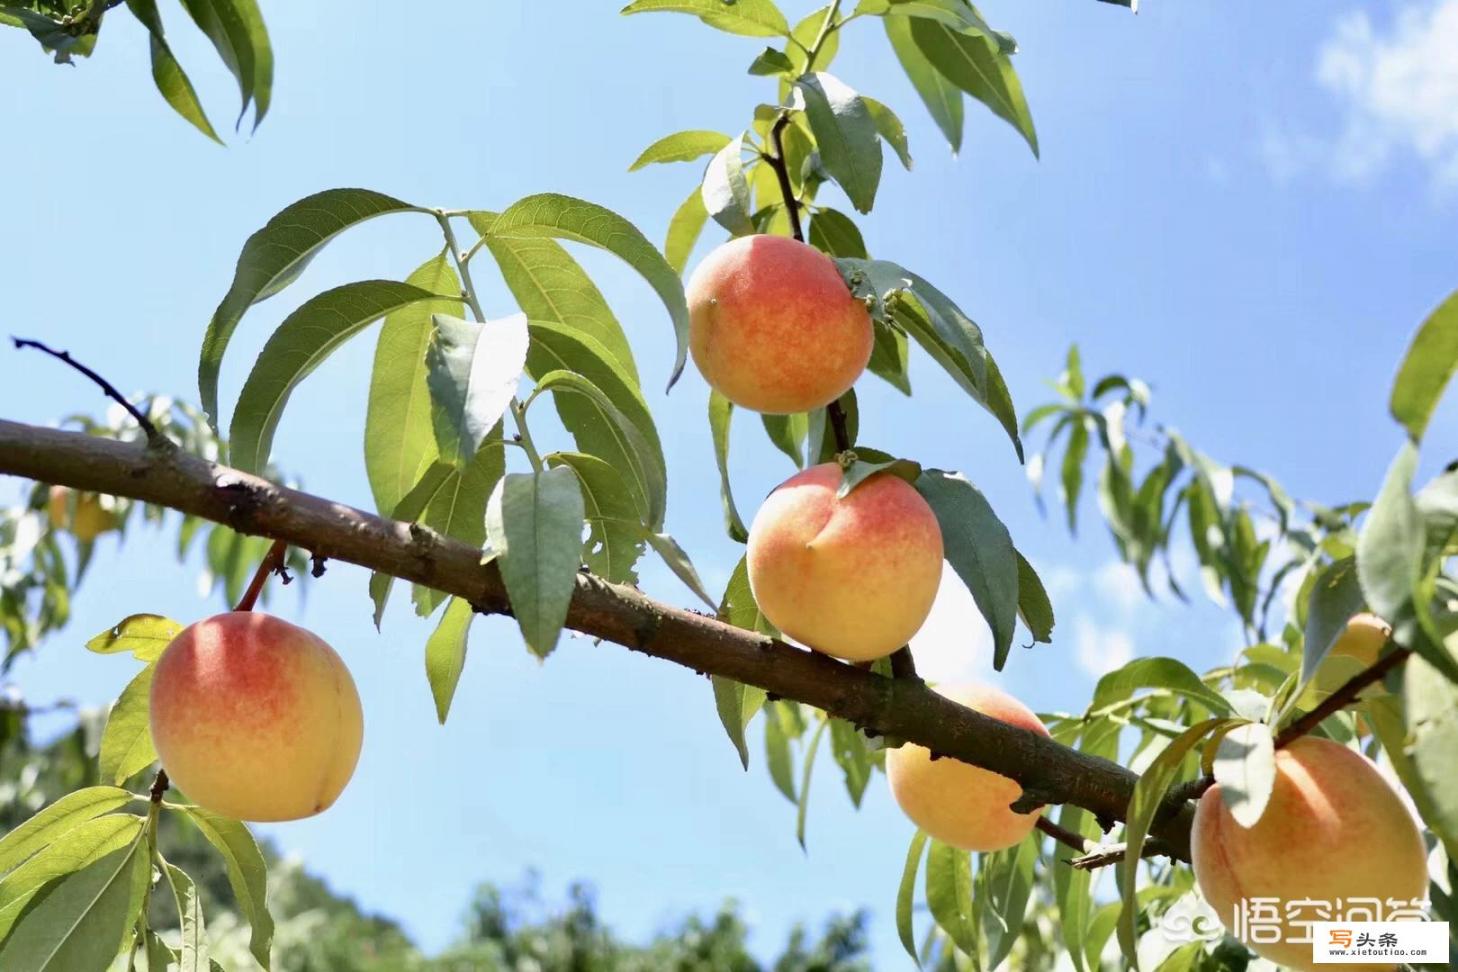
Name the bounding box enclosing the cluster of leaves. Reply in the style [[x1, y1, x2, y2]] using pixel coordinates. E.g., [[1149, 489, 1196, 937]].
[[0, 0, 271, 142], [0, 398, 306, 670]]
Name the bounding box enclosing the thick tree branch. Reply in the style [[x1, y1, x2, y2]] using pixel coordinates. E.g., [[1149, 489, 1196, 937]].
[[0, 418, 1195, 860]]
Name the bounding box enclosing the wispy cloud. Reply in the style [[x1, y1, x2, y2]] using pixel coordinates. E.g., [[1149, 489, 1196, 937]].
[[1073, 617, 1135, 679], [1263, 1, 1458, 189], [909, 565, 992, 684]]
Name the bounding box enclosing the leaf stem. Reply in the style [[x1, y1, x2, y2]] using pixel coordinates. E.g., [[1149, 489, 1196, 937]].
[[435, 211, 487, 323], [511, 400, 545, 472]]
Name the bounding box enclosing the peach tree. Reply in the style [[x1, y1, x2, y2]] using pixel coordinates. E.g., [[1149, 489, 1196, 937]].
[[1, 2, 1456, 971]]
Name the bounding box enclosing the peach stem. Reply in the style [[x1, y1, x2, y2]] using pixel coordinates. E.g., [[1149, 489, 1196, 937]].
[[235, 538, 289, 612]]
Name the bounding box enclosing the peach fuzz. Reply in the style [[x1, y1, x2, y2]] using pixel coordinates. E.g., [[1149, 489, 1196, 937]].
[[746, 463, 942, 662], [686, 235, 872, 414], [150, 611, 363, 822], [886, 683, 1049, 852], [1191, 737, 1428, 971]]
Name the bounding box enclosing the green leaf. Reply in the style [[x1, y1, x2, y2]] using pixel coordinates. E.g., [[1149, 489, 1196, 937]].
[[1358, 442, 1423, 627], [620, 0, 790, 37], [0, 838, 148, 972], [788, 4, 840, 73], [471, 214, 639, 384], [424, 597, 475, 724], [924, 839, 976, 957], [486, 468, 586, 658], [643, 531, 716, 608], [1015, 550, 1054, 643], [371, 460, 454, 626], [426, 313, 530, 464], [864, 95, 913, 169], [199, 188, 418, 427], [1061, 417, 1090, 532], [183, 808, 273, 969], [1376, 676, 1458, 861], [981, 834, 1038, 968], [488, 193, 690, 390], [908, 16, 1036, 156], [126, 0, 222, 143], [1089, 657, 1234, 717], [896, 830, 928, 965], [712, 673, 765, 770], [162, 859, 209, 972], [797, 73, 884, 214], [1116, 719, 1236, 966], [1210, 721, 1275, 828], [229, 280, 444, 472], [748, 46, 796, 75], [709, 391, 750, 543], [884, 14, 963, 152], [413, 443, 505, 616], [99, 662, 157, 785], [665, 186, 710, 274], [629, 129, 732, 169], [1390, 287, 1458, 442], [1301, 557, 1364, 682], [364, 251, 462, 516], [0, 787, 134, 877], [547, 452, 648, 584], [868, 322, 912, 395], [0, 814, 145, 938], [828, 717, 872, 806], [526, 321, 665, 527], [177, 0, 272, 129], [530, 367, 667, 531], [807, 208, 868, 259], [839, 457, 921, 497], [761, 413, 808, 468], [794, 718, 828, 849], [916, 469, 1019, 669], [764, 703, 797, 802], [702, 132, 756, 236], [718, 555, 776, 635], [85, 613, 181, 661]]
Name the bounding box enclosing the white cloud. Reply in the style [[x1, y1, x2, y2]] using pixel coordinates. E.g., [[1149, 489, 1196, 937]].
[[909, 564, 992, 684], [1266, 1, 1458, 188], [1093, 561, 1145, 615], [1073, 617, 1135, 679]]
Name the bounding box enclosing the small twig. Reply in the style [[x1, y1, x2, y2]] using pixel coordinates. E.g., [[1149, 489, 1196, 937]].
[[149, 768, 170, 804], [826, 400, 852, 452], [889, 646, 918, 680], [310, 553, 328, 578], [12, 337, 168, 448], [1036, 815, 1092, 854], [765, 113, 805, 243], [1069, 836, 1182, 871], [1273, 644, 1412, 748], [234, 538, 289, 612]]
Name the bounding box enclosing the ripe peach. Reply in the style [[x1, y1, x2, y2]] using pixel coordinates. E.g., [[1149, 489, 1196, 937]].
[[151, 612, 364, 822], [1192, 737, 1428, 971], [746, 463, 942, 661], [1329, 612, 1390, 667], [886, 683, 1049, 851], [686, 235, 872, 414]]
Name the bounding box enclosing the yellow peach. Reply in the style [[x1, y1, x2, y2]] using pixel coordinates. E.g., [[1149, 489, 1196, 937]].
[[747, 463, 942, 662], [1329, 613, 1391, 668], [150, 611, 363, 822], [687, 235, 872, 414], [1191, 737, 1428, 971], [886, 683, 1049, 852]]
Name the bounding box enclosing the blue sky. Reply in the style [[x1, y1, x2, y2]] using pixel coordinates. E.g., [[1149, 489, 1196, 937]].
[[4, 0, 1458, 966]]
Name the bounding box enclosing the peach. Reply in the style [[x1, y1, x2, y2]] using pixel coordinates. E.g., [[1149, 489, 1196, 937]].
[[747, 463, 942, 661], [886, 683, 1049, 851], [1329, 612, 1390, 667], [150, 611, 363, 822], [1192, 737, 1428, 971], [47, 485, 116, 541], [686, 235, 872, 414]]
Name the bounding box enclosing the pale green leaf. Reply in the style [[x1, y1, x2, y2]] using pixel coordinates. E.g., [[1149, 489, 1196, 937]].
[[486, 468, 586, 658], [426, 312, 529, 464], [425, 597, 475, 724], [1390, 287, 1458, 442], [629, 129, 732, 169], [99, 662, 157, 785], [85, 614, 181, 662], [183, 808, 273, 969], [797, 73, 883, 214], [620, 0, 790, 37]]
